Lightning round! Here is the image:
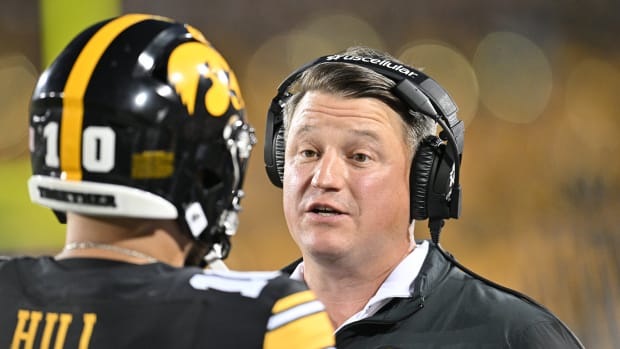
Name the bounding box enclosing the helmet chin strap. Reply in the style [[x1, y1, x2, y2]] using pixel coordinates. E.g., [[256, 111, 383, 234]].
[[204, 243, 229, 271], [219, 208, 240, 237], [199, 207, 240, 270]]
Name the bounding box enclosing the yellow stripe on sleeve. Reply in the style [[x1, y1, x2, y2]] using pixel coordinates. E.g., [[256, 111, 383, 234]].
[[271, 290, 317, 313], [264, 310, 334, 349], [264, 290, 335, 349], [60, 14, 151, 180]]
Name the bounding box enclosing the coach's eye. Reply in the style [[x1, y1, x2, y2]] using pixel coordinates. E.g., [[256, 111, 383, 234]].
[[301, 149, 318, 158], [352, 153, 370, 162]]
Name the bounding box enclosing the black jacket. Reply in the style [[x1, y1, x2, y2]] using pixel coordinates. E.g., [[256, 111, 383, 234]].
[[283, 241, 584, 349]]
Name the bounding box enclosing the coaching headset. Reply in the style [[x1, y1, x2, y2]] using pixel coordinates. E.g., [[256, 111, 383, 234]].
[[264, 53, 464, 243]]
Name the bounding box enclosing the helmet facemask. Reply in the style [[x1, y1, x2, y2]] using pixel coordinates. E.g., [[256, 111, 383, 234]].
[[176, 114, 255, 265]]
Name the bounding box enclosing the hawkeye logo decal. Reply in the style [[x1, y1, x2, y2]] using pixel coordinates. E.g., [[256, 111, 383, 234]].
[[168, 42, 243, 117]]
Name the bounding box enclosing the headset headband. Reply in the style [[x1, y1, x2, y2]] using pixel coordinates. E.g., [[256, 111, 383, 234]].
[[266, 54, 465, 178], [271, 55, 463, 147]]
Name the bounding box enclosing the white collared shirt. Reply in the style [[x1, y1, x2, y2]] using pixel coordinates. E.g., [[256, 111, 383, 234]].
[[290, 240, 429, 332]]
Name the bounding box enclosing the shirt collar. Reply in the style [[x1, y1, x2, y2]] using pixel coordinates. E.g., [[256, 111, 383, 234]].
[[368, 240, 429, 302], [289, 240, 429, 329], [290, 260, 305, 281]]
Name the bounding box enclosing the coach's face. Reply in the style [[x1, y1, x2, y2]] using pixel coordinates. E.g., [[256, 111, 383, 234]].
[[283, 91, 412, 264]]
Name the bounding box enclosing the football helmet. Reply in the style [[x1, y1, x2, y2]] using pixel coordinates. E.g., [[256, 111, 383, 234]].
[[28, 14, 255, 262]]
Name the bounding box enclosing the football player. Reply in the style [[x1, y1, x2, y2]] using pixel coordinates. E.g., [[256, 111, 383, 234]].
[[0, 13, 335, 349]]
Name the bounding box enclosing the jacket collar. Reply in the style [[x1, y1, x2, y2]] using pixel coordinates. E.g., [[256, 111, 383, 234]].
[[409, 241, 453, 300], [281, 241, 453, 325], [345, 241, 451, 326]]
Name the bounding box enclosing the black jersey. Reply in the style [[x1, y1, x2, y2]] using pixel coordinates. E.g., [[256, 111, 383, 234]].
[[0, 257, 335, 349]]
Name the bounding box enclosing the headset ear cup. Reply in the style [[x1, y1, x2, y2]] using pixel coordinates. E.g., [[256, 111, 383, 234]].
[[273, 126, 285, 187], [411, 136, 441, 220]]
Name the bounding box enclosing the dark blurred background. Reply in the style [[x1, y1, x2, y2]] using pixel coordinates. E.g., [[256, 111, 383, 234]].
[[1, 1, 618, 347]]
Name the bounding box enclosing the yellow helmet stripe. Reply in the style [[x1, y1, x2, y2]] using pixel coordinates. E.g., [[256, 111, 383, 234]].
[[60, 14, 152, 180]]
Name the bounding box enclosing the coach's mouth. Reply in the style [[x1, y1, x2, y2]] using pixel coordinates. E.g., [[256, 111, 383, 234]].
[[307, 203, 345, 216]]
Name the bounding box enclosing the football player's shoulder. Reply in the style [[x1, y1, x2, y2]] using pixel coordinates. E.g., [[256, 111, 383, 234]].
[[183, 268, 286, 298], [180, 267, 315, 306], [0, 255, 9, 268], [262, 270, 310, 296], [260, 274, 336, 349], [0, 255, 37, 269], [0, 256, 45, 283]]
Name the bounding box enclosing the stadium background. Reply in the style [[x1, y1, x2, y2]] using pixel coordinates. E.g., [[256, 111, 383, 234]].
[[1, 0, 618, 347]]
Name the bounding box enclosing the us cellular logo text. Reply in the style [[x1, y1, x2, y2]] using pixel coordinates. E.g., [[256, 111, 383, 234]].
[[324, 55, 418, 77]]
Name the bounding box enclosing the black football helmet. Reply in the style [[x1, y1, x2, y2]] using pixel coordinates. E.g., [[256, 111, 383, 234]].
[[28, 14, 255, 263]]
